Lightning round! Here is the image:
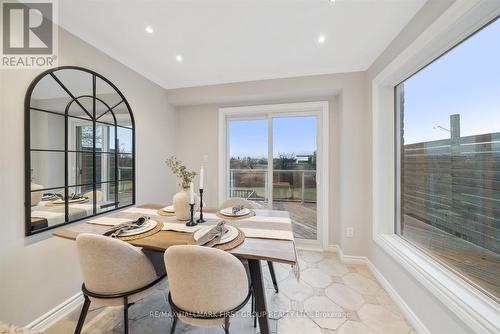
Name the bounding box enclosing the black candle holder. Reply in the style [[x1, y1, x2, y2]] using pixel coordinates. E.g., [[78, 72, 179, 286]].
[[186, 203, 197, 226], [197, 189, 206, 223]]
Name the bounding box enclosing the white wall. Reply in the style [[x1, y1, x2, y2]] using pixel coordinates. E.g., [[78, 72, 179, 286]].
[[168, 72, 370, 253], [0, 27, 177, 326]]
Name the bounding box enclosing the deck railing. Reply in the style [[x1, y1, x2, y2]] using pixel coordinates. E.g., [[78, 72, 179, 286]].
[[229, 169, 316, 203]]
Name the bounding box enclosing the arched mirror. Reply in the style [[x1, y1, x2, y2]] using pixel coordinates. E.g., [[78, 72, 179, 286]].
[[25, 66, 135, 235]]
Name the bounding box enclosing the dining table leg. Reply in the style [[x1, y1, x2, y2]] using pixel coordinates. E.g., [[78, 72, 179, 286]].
[[248, 259, 270, 334]]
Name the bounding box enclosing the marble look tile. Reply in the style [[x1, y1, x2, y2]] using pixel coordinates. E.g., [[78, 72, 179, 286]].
[[331, 275, 344, 284], [346, 265, 358, 273], [278, 314, 321, 334], [361, 294, 379, 305], [337, 320, 377, 334], [317, 258, 349, 276], [273, 263, 293, 282], [343, 273, 380, 295], [304, 296, 347, 330], [280, 277, 314, 301], [325, 284, 365, 311], [298, 250, 324, 263], [301, 269, 332, 288], [354, 265, 375, 280], [376, 290, 402, 317], [358, 304, 411, 334], [265, 289, 292, 319]]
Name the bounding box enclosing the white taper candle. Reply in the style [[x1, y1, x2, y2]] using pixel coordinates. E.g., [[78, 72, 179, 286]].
[[189, 182, 194, 204], [199, 167, 204, 189]]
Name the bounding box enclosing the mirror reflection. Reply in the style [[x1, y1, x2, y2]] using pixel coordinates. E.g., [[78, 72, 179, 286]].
[[27, 67, 135, 235]]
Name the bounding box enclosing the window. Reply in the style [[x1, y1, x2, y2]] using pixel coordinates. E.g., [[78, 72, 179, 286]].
[[395, 18, 499, 301], [26, 67, 135, 235]]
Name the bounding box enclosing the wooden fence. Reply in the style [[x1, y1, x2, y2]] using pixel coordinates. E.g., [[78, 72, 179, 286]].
[[402, 131, 500, 254]]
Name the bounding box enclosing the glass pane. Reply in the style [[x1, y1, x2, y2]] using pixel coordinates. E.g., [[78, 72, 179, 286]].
[[53, 69, 93, 99], [96, 77, 123, 108], [68, 152, 94, 188], [30, 187, 66, 231], [228, 119, 268, 205], [118, 154, 133, 180], [113, 102, 133, 128], [118, 180, 133, 207], [68, 120, 94, 151], [96, 182, 118, 213], [95, 99, 113, 120], [30, 75, 73, 114], [96, 153, 116, 183], [67, 96, 92, 119], [30, 110, 65, 151], [67, 187, 94, 222], [397, 18, 500, 300], [30, 151, 65, 189], [273, 116, 317, 240], [117, 127, 132, 153]]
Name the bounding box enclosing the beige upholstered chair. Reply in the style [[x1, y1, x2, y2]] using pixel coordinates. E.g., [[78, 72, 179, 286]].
[[219, 198, 280, 293], [165, 245, 251, 334], [75, 234, 165, 334]]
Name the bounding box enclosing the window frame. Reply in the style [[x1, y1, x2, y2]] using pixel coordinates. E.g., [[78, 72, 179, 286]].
[[371, 3, 500, 332], [25, 66, 136, 236]]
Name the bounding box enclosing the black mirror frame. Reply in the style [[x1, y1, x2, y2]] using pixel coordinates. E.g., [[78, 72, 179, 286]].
[[25, 66, 136, 236]]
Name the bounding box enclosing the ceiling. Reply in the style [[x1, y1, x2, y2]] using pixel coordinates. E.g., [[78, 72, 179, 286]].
[[59, 0, 426, 90]]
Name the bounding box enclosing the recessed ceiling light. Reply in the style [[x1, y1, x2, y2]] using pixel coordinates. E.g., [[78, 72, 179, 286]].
[[317, 35, 326, 44], [176, 55, 183, 62], [145, 26, 154, 34]]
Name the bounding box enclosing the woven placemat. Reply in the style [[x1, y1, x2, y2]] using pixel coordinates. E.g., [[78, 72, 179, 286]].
[[117, 221, 164, 241], [157, 209, 176, 217], [215, 210, 256, 221], [214, 228, 245, 251]]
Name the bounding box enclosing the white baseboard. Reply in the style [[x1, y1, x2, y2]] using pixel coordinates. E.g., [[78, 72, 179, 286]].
[[325, 244, 430, 334], [26, 292, 83, 331], [366, 260, 431, 334]]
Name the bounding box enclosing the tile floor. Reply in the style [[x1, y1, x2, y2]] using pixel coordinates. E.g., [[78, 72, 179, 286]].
[[46, 250, 414, 334]]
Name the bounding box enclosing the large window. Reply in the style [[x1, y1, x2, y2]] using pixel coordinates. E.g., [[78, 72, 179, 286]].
[[396, 17, 499, 301]]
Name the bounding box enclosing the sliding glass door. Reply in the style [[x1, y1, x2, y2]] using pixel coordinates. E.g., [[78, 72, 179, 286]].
[[227, 114, 318, 241]]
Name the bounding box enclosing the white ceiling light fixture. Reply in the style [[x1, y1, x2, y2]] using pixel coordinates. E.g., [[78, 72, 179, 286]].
[[145, 25, 154, 34], [317, 35, 326, 44], [176, 54, 183, 62]]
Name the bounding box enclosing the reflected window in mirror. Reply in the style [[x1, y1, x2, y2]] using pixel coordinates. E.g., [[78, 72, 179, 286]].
[[26, 66, 135, 235]]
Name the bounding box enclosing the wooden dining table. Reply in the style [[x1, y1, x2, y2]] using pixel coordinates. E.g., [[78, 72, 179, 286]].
[[53, 204, 297, 334]]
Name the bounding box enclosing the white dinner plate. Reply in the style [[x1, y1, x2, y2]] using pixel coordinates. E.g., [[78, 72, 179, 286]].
[[193, 225, 239, 245], [161, 205, 175, 213], [119, 220, 158, 237], [219, 207, 251, 217]]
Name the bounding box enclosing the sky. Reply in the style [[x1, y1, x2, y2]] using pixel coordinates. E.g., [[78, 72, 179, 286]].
[[229, 116, 317, 159], [402, 17, 499, 144]]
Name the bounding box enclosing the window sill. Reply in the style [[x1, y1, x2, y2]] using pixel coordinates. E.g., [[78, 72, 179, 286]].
[[374, 234, 500, 334]]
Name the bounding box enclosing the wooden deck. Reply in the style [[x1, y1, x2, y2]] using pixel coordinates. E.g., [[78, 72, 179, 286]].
[[403, 215, 500, 301], [272, 201, 317, 240]]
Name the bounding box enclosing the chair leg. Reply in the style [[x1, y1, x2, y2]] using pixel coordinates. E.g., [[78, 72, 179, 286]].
[[223, 316, 230, 334], [170, 314, 178, 334], [123, 296, 129, 334], [267, 261, 279, 293], [252, 293, 256, 328], [74, 295, 91, 334]]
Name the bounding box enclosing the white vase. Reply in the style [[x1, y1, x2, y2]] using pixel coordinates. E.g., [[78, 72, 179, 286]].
[[173, 189, 190, 221]]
